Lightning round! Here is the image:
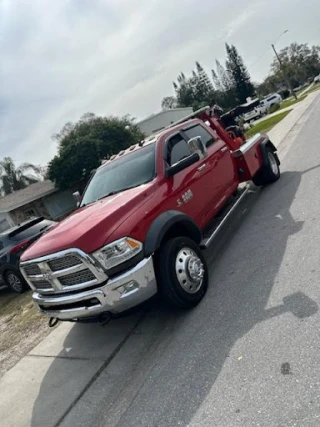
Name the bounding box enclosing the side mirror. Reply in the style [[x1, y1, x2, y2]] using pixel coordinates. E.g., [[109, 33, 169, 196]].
[[72, 191, 81, 207], [167, 153, 200, 177], [187, 136, 207, 160]]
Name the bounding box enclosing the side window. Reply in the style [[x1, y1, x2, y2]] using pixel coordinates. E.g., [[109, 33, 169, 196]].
[[167, 134, 191, 166], [184, 124, 215, 148]]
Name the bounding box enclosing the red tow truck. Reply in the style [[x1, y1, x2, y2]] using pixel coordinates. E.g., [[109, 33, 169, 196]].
[[20, 106, 280, 323]]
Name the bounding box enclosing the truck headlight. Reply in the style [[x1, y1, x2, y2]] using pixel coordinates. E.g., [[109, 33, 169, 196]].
[[92, 237, 143, 270]]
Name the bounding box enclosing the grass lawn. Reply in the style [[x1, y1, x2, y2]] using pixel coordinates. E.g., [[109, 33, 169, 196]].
[[0, 288, 51, 377], [295, 87, 309, 97], [305, 82, 320, 95], [247, 110, 292, 138], [279, 94, 307, 110], [294, 83, 320, 98]]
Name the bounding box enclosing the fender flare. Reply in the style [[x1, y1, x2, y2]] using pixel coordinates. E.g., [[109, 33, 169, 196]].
[[144, 210, 202, 256], [260, 138, 280, 166]]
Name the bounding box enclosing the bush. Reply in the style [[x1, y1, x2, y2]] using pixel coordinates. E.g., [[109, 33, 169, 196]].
[[268, 103, 280, 114], [279, 89, 290, 99]]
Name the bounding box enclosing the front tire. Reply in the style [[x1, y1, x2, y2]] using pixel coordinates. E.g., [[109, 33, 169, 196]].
[[155, 236, 208, 309], [5, 269, 27, 293], [252, 148, 280, 186]]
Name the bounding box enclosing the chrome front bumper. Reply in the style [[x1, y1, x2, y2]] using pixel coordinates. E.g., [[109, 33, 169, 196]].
[[32, 257, 157, 320]]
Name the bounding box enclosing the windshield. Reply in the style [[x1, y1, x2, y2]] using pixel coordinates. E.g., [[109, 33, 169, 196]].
[[80, 144, 156, 207]]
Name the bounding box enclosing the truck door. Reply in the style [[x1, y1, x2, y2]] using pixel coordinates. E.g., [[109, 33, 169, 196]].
[[183, 123, 238, 220], [163, 132, 211, 228]]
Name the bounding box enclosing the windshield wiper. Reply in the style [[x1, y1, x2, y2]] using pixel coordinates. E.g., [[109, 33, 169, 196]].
[[97, 182, 150, 202], [97, 189, 123, 201], [79, 194, 117, 208]]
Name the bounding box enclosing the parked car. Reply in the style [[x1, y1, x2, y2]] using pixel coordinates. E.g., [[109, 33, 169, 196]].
[[242, 122, 253, 131], [243, 103, 268, 123], [260, 94, 282, 111], [314, 74, 320, 83], [0, 217, 55, 293]]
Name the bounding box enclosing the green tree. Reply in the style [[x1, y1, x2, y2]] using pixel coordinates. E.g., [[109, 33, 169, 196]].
[[171, 64, 217, 111], [211, 68, 223, 91], [193, 62, 215, 107], [0, 157, 41, 196], [48, 138, 101, 191], [256, 75, 282, 97], [270, 42, 320, 87], [173, 73, 196, 108], [48, 113, 145, 190], [212, 60, 238, 110], [257, 42, 320, 97], [196, 62, 214, 93], [165, 45, 256, 112], [216, 60, 232, 91], [161, 96, 177, 110], [225, 44, 255, 103]]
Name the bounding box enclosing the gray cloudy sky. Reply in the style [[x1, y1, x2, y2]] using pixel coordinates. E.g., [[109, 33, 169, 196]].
[[1, 0, 319, 165]]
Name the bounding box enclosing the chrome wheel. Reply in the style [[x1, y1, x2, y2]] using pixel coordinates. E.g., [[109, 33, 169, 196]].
[[268, 152, 279, 175], [7, 272, 23, 292], [175, 247, 205, 294]]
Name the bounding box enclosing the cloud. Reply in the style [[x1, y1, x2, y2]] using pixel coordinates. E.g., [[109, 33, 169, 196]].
[[224, 4, 261, 39], [0, 0, 319, 165]]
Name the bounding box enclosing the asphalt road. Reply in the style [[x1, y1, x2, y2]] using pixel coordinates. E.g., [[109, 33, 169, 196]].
[[43, 95, 320, 427]]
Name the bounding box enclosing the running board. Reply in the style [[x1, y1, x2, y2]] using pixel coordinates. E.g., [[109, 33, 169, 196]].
[[200, 186, 250, 249]]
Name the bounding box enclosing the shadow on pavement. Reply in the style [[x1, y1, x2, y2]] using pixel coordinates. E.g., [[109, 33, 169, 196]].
[[0, 284, 15, 299], [31, 168, 319, 427]]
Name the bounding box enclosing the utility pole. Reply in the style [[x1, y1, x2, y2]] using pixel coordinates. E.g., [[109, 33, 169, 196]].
[[271, 43, 297, 100]]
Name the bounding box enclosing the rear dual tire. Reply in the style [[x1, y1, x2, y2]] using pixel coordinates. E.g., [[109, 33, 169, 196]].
[[155, 236, 208, 309]]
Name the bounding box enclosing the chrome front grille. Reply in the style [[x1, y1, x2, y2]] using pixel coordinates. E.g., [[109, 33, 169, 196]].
[[32, 279, 52, 291], [59, 269, 96, 287], [48, 255, 82, 272], [20, 249, 108, 294], [24, 264, 41, 276]]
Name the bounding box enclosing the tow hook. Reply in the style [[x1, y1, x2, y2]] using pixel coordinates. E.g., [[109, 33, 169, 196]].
[[98, 312, 112, 326], [49, 317, 59, 328]]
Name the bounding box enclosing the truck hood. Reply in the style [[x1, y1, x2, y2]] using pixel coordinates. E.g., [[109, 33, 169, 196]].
[[21, 183, 155, 261]]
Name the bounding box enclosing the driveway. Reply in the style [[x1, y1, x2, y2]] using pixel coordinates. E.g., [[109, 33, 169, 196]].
[[1, 94, 320, 427]]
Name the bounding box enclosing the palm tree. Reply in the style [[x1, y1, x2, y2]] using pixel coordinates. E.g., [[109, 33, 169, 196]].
[[0, 157, 42, 196]]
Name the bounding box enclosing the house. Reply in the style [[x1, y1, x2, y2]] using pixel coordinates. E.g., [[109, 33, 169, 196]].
[[0, 180, 76, 232], [137, 107, 193, 136]]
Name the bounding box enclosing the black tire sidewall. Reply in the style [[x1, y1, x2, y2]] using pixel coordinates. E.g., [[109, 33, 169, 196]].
[[253, 148, 280, 186], [5, 269, 26, 293], [265, 149, 280, 182], [156, 236, 208, 308]]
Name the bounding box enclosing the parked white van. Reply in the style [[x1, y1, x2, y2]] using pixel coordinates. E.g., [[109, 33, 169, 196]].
[[243, 104, 268, 122], [260, 94, 282, 110]]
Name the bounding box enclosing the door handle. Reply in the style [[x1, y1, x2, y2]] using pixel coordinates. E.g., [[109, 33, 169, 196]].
[[220, 146, 228, 153], [198, 164, 207, 172]]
